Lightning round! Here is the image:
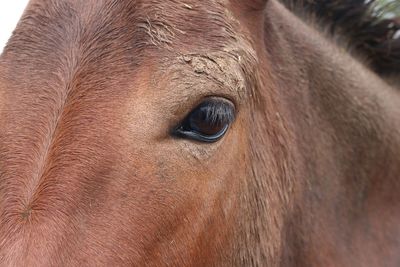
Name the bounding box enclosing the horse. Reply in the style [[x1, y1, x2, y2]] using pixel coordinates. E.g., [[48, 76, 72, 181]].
[[0, 0, 399, 265]]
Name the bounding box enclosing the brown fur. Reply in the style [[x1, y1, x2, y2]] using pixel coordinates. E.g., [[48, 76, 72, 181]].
[[0, 0, 399, 266]]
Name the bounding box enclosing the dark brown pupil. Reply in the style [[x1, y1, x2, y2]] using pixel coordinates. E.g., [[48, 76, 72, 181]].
[[189, 112, 225, 135]]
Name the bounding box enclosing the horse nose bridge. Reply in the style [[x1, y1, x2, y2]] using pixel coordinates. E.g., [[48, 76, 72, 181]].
[[24, 142, 114, 214], [0, 88, 121, 225], [0, 132, 115, 226], [0, 142, 119, 264]]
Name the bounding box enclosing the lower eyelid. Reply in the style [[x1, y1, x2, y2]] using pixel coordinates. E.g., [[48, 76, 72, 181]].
[[173, 123, 230, 143]]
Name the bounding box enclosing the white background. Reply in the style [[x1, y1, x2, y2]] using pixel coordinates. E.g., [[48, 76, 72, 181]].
[[0, 1, 30, 53]]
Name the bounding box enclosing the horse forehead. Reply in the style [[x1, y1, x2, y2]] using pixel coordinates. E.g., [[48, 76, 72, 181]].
[[2, 0, 255, 96], [4, 0, 249, 73], [20, 0, 240, 44]]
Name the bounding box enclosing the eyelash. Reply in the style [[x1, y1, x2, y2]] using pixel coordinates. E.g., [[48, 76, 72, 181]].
[[196, 100, 235, 126]]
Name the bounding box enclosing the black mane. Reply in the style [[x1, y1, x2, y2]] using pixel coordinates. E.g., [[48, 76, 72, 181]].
[[281, 0, 400, 75]]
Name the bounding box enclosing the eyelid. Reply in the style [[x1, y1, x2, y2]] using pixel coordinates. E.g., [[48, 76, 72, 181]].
[[174, 124, 230, 143]]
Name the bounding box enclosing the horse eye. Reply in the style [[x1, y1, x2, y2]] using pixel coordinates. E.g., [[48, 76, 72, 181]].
[[173, 98, 235, 143]]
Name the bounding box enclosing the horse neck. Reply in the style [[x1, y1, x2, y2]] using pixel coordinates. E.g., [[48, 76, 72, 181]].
[[264, 1, 400, 265]]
